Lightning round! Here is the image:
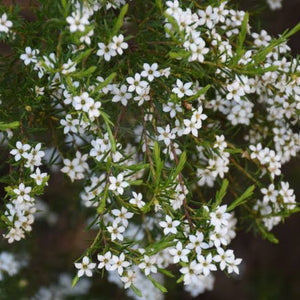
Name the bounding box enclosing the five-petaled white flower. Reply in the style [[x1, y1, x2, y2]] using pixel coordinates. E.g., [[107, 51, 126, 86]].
[[30, 167, 48, 185], [169, 241, 190, 263], [74, 256, 96, 278], [0, 13, 13, 33], [159, 215, 180, 235], [172, 79, 194, 98], [138, 255, 157, 276], [110, 253, 131, 275], [109, 174, 129, 195], [141, 63, 160, 82], [111, 207, 134, 227], [107, 222, 126, 241], [129, 192, 145, 209]]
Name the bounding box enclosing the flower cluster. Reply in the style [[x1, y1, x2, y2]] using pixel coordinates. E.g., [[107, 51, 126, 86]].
[[0, 251, 26, 280], [2, 142, 48, 243]]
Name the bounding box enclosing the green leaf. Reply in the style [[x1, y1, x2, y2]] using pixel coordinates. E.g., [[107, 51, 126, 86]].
[[163, 13, 184, 41], [185, 84, 211, 102], [129, 180, 144, 186], [130, 284, 142, 297], [101, 112, 116, 153], [213, 179, 229, 209], [155, 0, 163, 13], [146, 236, 174, 255], [153, 141, 163, 186], [230, 13, 249, 65], [72, 66, 97, 79], [158, 268, 175, 278], [72, 275, 79, 288], [97, 196, 106, 214], [168, 50, 190, 60], [93, 72, 116, 95], [148, 276, 168, 293], [257, 223, 279, 244], [227, 185, 255, 211], [73, 48, 93, 63], [110, 4, 128, 39], [0, 121, 19, 130], [171, 151, 186, 181]]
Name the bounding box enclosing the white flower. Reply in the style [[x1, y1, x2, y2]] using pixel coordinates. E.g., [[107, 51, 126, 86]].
[[30, 168, 48, 185], [62, 59, 76, 75], [169, 241, 190, 263], [108, 174, 129, 195], [13, 183, 32, 203], [10, 141, 31, 161], [111, 34, 128, 55], [138, 255, 157, 276], [172, 79, 194, 98], [141, 63, 160, 82], [159, 215, 180, 235], [227, 257, 242, 274], [20, 47, 39, 65], [183, 119, 200, 137], [121, 270, 136, 289], [209, 205, 231, 229], [157, 124, 175, 146], [110, 253, 131, 275], [179, 260, 201, 285], [126, 73, 148, 94], [97, 251, 113, 271], [97, 42, 117, 61], [187, 232, 210, 254], [74, 256, 96, 278], [111, 207, 134, 227], [0, 13, 13, 33], [112, 84, 132, 106], [73, 92, 94, 112], [129, 192, 145, 208], [213, 247, 234, 271], [197, 253, 217, 276], [163, 101, 183, 118], [107, 222, 125, 241], [261, 184, 278, 203], [66, 12, 89, 33]]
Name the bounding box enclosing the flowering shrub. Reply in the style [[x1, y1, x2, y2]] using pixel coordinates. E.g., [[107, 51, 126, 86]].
[[0, 0, 299, 298]]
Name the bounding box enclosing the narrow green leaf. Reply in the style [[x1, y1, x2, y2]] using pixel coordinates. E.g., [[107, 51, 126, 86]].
[[93, 72, 116, 95], [213, 179, 229, 209], [168, 50, 190, 60], [185, 84, 211, 102], [171, 151, 186, 180], [0, 121, 19, 130], [131, 284, 142, 297], [102, 113, 116, 153], [227, 185, 255, 211], [72, 66, 97, 79], [148, 276, 168, 293], [158, 268, 175, 278], [110, 4, 128, 39], [153, 141, 162, 186], [129, 180, 144, 186], [176, 275, 184, 284], [257, 223, 279, 244], [230, 13, 249, 65], [72, 275, 79, 288], [73, 48, 93, 63], [155, 0, 163, 12]]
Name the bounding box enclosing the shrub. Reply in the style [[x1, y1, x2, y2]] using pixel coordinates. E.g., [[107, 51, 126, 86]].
[[0, 0, 299, 298]]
